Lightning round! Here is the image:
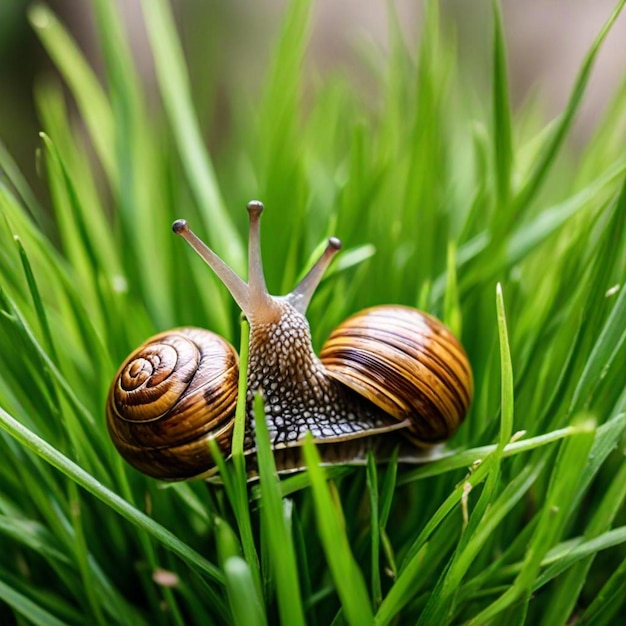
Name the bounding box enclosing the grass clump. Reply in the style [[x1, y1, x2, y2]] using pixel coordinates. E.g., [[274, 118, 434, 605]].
[[1, 0, 626, 624]]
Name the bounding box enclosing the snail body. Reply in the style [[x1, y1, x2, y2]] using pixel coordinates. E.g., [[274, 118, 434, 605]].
[[107, 202, 473, 480]]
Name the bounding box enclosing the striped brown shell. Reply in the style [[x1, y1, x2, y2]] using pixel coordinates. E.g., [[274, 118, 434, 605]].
[[320, 305, 473, 446], [106, 327, 238, 480]]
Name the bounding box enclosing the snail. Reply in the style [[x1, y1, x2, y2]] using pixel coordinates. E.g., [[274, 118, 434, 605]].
[[106, 201, 473, 481]]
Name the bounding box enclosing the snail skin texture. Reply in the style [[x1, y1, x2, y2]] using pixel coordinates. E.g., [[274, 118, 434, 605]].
[[107, 201, 473, 481]]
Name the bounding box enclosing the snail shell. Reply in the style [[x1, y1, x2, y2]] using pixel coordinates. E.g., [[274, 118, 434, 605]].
[[106, 328, 238, 480], [321, 306, 472, 446]]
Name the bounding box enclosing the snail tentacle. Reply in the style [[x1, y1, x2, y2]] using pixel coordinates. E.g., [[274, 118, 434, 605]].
[[287, 237, 342, 314]]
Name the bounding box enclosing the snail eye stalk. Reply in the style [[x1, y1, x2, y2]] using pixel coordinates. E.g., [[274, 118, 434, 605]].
[[287, 237, 342, 314]]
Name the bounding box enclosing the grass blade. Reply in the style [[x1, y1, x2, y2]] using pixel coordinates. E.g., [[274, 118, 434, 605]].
[[254, 393, 306, 625], [223, 557, 267, 626], [29, 4, 116, 186], [0, 578, 68, 626], [366, 454, 382, 607], [491, 0, 513, 210], [304, 436, 374, 625], [139, 0, 244, 273]]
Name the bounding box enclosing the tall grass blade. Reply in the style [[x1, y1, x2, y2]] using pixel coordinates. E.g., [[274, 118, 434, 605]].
[[139, 0, 244, 272], [491, 0, 513, 211], [304, 436, 374, 624], [254, 393, 306, 625], [29, 4, 116, 185]]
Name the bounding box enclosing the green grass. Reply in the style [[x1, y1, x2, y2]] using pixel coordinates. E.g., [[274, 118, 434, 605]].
[[1, 0, 626, 624]]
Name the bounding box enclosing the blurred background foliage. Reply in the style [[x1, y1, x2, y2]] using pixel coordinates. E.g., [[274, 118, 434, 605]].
[[2, 0, 626, 202]]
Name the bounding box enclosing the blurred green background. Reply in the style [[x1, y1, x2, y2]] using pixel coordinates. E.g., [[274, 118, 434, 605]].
[[2, 0, 626, 206]]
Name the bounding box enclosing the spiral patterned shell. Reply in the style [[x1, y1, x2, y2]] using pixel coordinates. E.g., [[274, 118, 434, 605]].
[[106, 328, 239, 480], [320, 305, 473, 445]]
